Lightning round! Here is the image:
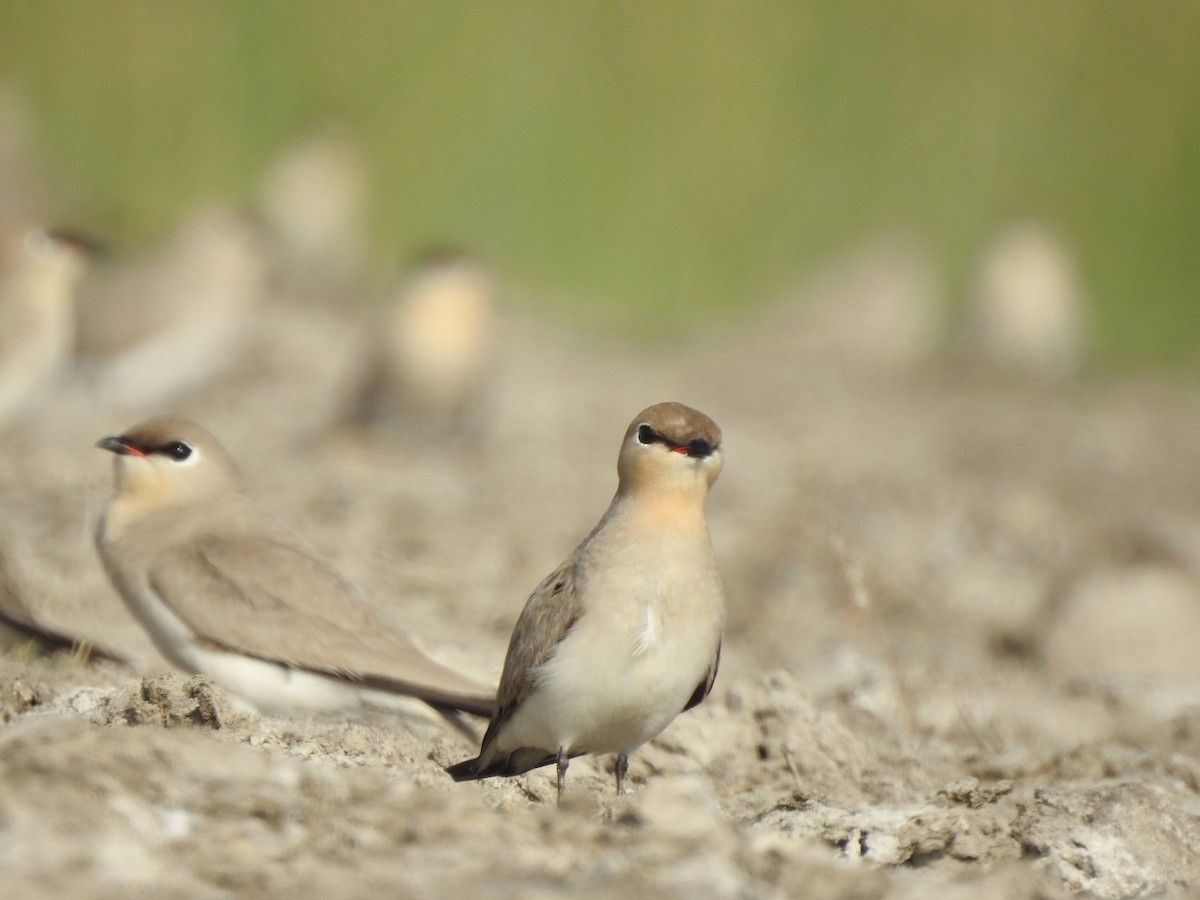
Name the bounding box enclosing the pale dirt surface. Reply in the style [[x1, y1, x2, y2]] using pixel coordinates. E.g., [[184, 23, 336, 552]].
[[3, 281, 1200, 899]]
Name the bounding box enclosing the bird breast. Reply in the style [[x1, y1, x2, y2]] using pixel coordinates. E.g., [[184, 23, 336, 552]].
[[519, 518, 723, 754]]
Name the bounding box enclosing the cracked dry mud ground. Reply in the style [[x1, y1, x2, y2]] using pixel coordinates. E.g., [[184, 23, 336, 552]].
[[3, 293, 1200, 899]]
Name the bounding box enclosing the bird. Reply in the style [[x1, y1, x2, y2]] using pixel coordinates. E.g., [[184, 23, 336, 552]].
[[0, 85, 49, 231], [447, 402, 726, 802], [345, 248, 498, 438], [963, 220, 1088, 378], [0, 223, 95, 426], [255, 126, 367, 306], [94, 416, 495, 734], [73, 207, 267, 408], [0, 535, 127, 664]]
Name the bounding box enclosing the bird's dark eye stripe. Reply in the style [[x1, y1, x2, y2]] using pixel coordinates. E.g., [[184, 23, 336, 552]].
[[637, 425, 719, 458], [150, 441, 193, 461]]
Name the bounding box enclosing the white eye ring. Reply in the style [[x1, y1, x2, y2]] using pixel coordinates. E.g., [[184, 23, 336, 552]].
[[636, 423, 657, 445], [160, 441, 200, 466]]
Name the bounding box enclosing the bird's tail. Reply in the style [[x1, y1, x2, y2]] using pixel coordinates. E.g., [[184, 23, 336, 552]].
[[446, 746, 570, 782]]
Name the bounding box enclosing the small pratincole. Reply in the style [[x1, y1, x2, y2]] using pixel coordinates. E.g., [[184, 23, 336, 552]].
[[94, 416, 494, 734], [448, 401, 726, 801], [347, 249, 497, 436], [0, 223, 94, 426]]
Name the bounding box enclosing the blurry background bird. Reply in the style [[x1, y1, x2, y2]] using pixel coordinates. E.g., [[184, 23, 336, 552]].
[[343, 248, 499, 440], [961, 221, 1089, 378], [0, 222, 94, 427], [0, 85, 48, 230], [0, 534, 126, 663], [72, 206, 269, 409], [255, 126, 369, 307], [765, 234, 945, 375]]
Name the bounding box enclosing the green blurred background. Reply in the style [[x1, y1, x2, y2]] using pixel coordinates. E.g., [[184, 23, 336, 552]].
[[1, 1, 1198, 365]]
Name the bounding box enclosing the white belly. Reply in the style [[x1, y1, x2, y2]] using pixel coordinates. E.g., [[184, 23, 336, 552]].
[[121, 579, 439, 723], [498, 604, 719, 758]]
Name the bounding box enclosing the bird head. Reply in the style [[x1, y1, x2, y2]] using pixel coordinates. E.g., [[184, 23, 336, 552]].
[[617, 402, 723, 499], [96, 417, 241, 513], [10, 224, 100, 301]]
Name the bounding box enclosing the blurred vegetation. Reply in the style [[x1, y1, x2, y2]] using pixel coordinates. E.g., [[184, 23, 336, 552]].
[[0, 1, 1198, 365]]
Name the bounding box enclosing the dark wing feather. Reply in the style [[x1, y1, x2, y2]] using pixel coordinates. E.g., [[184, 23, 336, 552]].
[[474, 558, 582, 752], [446, 747, 569, 781], [0, 609, 129, 664], [683, 639, 721, 713]]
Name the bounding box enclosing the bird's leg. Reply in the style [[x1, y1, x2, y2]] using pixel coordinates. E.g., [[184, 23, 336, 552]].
[[615, 754, 629, 795], [556, 747, 569, 805]]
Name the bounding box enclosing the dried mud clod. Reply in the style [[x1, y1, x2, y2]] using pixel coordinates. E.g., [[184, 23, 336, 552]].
[[95, 673, 230, 729], [0, 674, 47, 722], [1012, 782, 1200, 899]]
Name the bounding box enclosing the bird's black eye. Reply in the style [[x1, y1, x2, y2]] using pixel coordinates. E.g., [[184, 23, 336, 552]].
[[637, 424, 657, 445], [163, 441, 192, 461], [687, 439, 713, 458]]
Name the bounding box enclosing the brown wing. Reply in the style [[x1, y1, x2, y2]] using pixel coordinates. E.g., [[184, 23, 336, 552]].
[[0, 610, 129, 664], [147, 536, 493, 715], [477, 558, 583, 749], [0, 540, 127, 664], [0, 539, 34, 625], [683, 640, 721, 712]]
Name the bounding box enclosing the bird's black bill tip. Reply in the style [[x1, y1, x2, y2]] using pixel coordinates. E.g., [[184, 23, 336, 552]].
[[677, 439, 714, 459], [96, 436, 143, 457]]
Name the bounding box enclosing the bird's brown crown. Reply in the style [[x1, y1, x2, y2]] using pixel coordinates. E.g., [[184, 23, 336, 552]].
[[97, 417, 242, 526], [107, 417, 231, 461], [617, 402, 724, 498], [624, 402, 721, 455]]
